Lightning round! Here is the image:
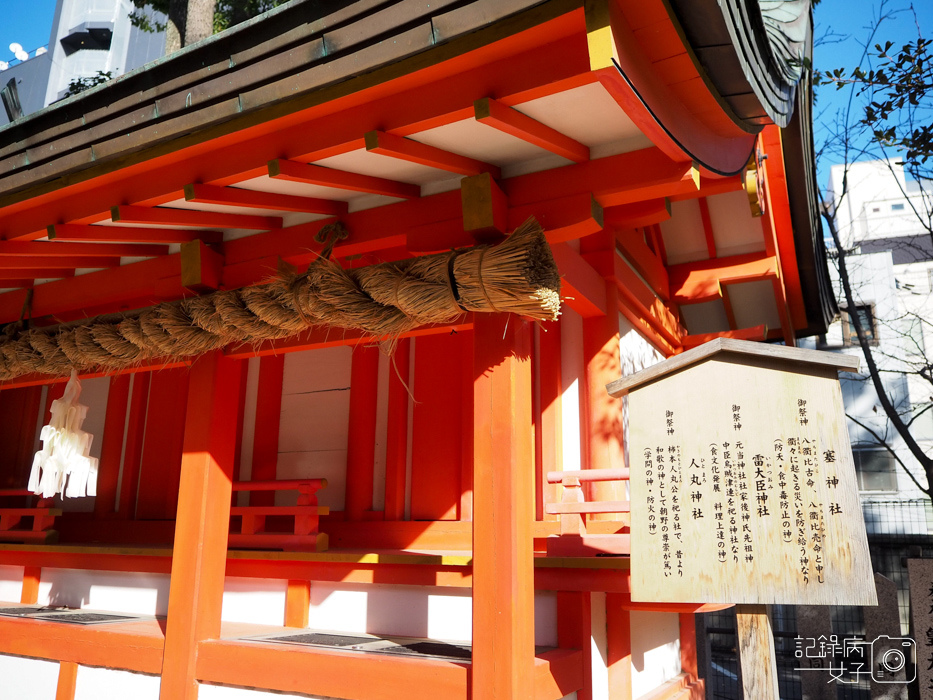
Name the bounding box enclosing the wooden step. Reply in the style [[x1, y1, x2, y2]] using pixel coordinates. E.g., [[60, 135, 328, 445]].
[[545, 500, 630, 515], [230, 506, 329, 516], [0, 529, 58, 543], [228, 532, 328, 552]]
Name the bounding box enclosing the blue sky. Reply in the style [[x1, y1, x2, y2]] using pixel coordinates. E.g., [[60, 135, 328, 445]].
[[1, 0, 57, 65]]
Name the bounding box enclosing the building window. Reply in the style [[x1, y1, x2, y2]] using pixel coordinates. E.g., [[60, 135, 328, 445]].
[[892, 203, 905, 211], [840, 305, 877, 345], [852, 448, 898, 491]]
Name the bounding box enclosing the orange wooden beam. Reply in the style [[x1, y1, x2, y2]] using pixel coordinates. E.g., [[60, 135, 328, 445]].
[[180, 238, 224, 293], [197, 638, 468, 700], [669, 253, 778, 303], [681, 325, 767, 349], [473, 315, 535, 698], [668, 175, 744, 202], [0, 256, 118, 269], [117, 372, 150, 519], [0, 240, 167, 257], [557, 592, 592, 700], [112, 205, 281, 231], [0, 269, 72, 280], [184, 183, 348, 216], [461, 171, 507, 238], [94, 374, 131, 518], [551, 242, 607, 318], [160, 351, 243, 700], [269, 159, 420, 199], [603, 198, 671, 229], [365, 130, 500, 178], [0, 617, 165, 673], [503, 147, 698, 208], [48, 223, 223, 244], [615, 230, 670, 300], [474, 97, 589, 163], [249, 355, 284, 506], [509, 193, 604, 244]]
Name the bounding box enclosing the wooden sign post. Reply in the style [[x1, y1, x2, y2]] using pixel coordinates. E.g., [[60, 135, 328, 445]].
[[608, 339, 878, 698]]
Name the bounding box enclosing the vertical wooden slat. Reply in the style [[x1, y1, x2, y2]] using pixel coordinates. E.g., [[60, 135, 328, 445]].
[[285, 579, 311, 628], [558, 591, 592, 700], [20, 566, 40, 604], [606, 593, 632, 700], [472, 314, 535, 699], [250, 355, 284, 507], [537, 322, 562, 520], [137, 368, 190, 519], [411, 334, 464, 521], [384, 339, 410, 521], [94, 374, 131, 517], [583, 281, 624, 514], [117, 372, 150, 519], [459, 332, 474, 521], [55, 661, 78, 700], [159, 352, 243, 700], [345, 346, 379, 520]]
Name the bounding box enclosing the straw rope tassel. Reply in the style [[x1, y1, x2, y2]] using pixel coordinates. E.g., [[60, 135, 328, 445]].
[[0, 218, 560, 381]]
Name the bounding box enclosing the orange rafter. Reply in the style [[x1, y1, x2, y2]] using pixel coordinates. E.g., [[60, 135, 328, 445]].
[[268, 159, 421, 199], [697, 197, 717, 258], [615, 229, 669, 300], [0, 256, 118, 269], [603, 198, 671, 229], [0, 270, 73, 280], [183, 183, 348, 216], [364, 130, 500, 178], [474, 97, 589, 163], [668, 175, 744, 202], [112, 205, 281, 230], [669, 253, 779, 303], [508, 193, 604, 243], [48, 224, 223, 244], [0, 240, 167, 257], [551, 242, 607, 317], [503, 147, 698, 208]]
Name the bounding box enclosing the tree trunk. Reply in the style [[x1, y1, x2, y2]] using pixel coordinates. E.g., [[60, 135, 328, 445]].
[[165, 0, 215, 54]]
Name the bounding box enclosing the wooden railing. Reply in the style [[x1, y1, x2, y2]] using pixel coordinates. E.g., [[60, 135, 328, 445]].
[[0, 489, 60, 544], [229, 479, 329, 552], [544, 469, 629, 556]]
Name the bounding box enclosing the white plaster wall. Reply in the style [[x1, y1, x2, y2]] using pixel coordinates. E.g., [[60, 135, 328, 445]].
[[221, 577, 287, 625], [278, 347, 351, 511], [36, 568, 170, 616], [0, 564, 24, 603], [560, 308, 585, 472], [305, 583, 557, 646], [0, 654, 60, 699], [198, 685, 330, 700], [631, 611, 681, 699], [74, 665, 160, 700]]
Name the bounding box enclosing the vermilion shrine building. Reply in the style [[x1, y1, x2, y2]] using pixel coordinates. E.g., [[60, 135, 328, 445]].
[[0, 1, 833, 698]]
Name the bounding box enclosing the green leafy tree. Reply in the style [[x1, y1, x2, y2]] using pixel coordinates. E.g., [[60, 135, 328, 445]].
[[815, 2, 933, 498], [63, 71, 114, 98], [130, 0, 287, 54]]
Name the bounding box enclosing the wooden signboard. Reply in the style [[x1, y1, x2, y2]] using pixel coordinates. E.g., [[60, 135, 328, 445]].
[[607, 338, 877, 606]]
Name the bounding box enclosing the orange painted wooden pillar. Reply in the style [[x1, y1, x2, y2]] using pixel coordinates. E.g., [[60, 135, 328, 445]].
[[345, 345, 379, 520], [558, 591, 592, 700], [21, 566, 40, 604], [606, 593, 632, 700], [472, 314, 535, 699], [159, 351, 243, 700], [284, 580, 311, 628], [55, 661, 78, 700], [679, 612, 698, 678], [384, 339, 410, 521], [583, 281, 624, 511], [535, 322, 562, 521]]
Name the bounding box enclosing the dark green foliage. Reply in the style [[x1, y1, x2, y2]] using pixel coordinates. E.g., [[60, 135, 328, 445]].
[[63, 71, 114, 98]]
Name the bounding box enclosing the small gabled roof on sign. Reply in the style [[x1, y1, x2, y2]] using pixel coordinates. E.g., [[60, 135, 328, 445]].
[[606, 338, 860, 398]]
